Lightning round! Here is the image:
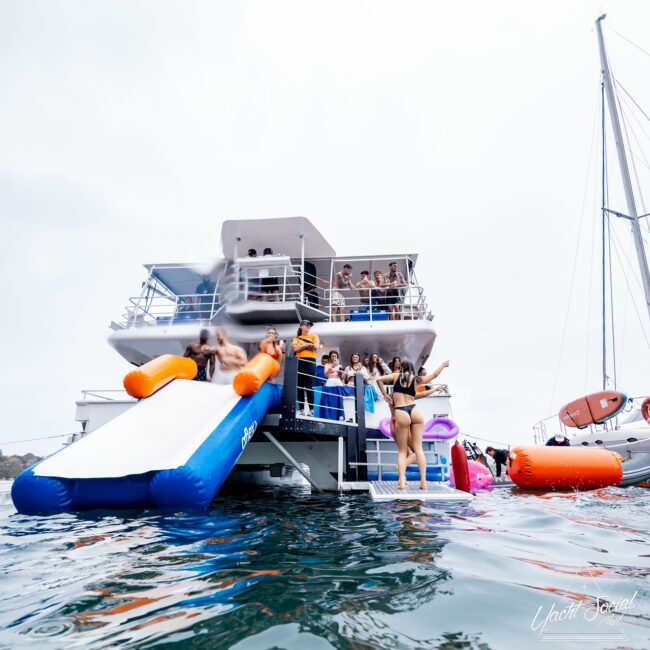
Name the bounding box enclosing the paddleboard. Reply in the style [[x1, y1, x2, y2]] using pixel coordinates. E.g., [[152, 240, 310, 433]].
[[559, 390, 627, 428]]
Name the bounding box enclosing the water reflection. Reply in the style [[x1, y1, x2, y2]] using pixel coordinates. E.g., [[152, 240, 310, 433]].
[[0, 487, 649, 648]]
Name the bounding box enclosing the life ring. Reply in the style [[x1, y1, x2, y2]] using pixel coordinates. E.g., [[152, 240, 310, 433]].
[[641, 397, 650, 425], [378, 416, 459, 441]]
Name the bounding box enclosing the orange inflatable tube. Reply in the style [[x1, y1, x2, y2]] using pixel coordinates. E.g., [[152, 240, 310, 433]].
[[123, 354, 198, 398], [508, 446, 623, 490], [233, 353, 280, 397]]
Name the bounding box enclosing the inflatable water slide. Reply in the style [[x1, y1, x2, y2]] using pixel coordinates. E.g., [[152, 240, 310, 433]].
[[12, 354, 281, 515]]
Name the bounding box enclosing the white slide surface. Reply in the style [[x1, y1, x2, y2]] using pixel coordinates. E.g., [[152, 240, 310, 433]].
[[35, 380, 241, 479]]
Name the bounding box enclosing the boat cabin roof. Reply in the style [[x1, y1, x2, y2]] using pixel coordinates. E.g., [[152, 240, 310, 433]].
[[143, 262, 222, 296], [220, 216, 336, 260]]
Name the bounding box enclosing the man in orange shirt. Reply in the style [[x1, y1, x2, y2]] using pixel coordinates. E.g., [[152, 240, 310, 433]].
[[291, 320, 321, 415]]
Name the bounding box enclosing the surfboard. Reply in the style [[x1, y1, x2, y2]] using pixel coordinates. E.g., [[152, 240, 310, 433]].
[[559, 391, 627, 428]]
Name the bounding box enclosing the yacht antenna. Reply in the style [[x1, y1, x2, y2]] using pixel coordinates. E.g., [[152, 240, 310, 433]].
[[596, 15, 650, 324]]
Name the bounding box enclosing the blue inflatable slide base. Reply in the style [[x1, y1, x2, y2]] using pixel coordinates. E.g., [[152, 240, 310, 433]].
[[12, 381, 283, 515]]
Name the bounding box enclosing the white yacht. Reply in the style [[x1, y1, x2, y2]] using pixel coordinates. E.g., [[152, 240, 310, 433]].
[[13, 216, 467, 514]]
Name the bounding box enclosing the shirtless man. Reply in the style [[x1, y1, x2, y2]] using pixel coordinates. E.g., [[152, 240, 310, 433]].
[[331, 263, 354, 322], [384, 262, 407, 321], [355, 270, 376, 307], [184, 329, 214, 381], [203, 326, 248, 384]]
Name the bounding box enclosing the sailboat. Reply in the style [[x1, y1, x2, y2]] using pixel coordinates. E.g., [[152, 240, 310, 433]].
[[533, 15, 650, 487]]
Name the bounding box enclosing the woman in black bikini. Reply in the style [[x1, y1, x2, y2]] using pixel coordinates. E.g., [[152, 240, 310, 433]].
[[377, 359, 450, 490]]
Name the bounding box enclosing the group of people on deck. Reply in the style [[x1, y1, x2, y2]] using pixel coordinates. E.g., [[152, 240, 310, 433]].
[[184, 325, 287, 384], [183, 320, 452, 491], [331, 261, 408, 321]]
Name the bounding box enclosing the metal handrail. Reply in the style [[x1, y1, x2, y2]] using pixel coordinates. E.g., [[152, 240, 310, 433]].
[[119, 255, 433, 327], [122, 292, 225, 327], [352, 438, 447, 480], [79, 389, 134, 402]]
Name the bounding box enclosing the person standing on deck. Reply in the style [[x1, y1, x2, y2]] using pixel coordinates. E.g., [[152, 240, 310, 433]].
[[331, 264, 354, 322], [259, 326, 285, 362], [377, 359, 450, 490], [485, 447, 510, 478], [384, 262, 407, 320], [355, 271, 376, 308], [184, 329, 214, 381], [291, 320, 321, 416], [203, 327, 248, 384]]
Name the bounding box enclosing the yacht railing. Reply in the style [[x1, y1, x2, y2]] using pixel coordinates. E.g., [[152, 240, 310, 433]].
[[532, 413, 614, 444], [224, 263, 304, 303], [79, 389, 134, 402], [225, 254, 433, 322], [119, 254, 433, 327], [121, 292, 225, 327], [293, 357, 359, 423]]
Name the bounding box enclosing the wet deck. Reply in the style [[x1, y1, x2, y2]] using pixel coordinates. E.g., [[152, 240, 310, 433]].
[[369, 481, 473, 502]]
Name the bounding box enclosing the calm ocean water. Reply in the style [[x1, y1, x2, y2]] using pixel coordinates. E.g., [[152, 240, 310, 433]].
[[1, 485, 649, 649]]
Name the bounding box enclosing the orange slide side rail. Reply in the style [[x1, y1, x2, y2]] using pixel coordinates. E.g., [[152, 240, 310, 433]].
[[233, 353, 280, 397], [123, 354, 198, 399], [509, 446, 623, 490]]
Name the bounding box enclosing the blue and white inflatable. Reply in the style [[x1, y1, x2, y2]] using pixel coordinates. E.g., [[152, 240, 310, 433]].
[[12, 380, 282, 514]]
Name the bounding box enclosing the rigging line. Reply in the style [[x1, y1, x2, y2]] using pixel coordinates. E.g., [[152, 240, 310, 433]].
[[611, 72, 650, 236], [618, 236, 632, 388], [1, 433, 77, 446], [460, 432, 514, 447], [610, 225, 646, 293], [585, 96, 602, 394], [619, 104, 650, 169], [601, 79, 608, 390], [609, 230, 650, 349], [618, 96, 650, 234], [607, 213, 617, 389], [613, 81, 650, 173], [548, 84, 601, 413], [618, 92, 650, 142], [620, 142, 650, 171], [610, 26, 650, 60], [614, 78, 650, 122]]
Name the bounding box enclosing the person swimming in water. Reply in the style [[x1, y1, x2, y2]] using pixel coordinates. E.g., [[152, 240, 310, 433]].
[[377, 359, 450, 490]]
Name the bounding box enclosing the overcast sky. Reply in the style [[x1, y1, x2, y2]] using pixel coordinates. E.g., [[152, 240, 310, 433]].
[[2, 0, 650, 456]]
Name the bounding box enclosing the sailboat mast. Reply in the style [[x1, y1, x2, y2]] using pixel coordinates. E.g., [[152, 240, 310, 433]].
[[595, 14, 650, 324]]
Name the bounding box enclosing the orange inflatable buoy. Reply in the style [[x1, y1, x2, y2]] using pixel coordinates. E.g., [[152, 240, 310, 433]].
[[508, 446, 623, 491], [641, 397, 650, 425], [233, 353, 280, 397], [123, 354, 197, 398]]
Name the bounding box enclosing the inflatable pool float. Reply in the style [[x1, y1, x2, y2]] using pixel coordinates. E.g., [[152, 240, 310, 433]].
[[450, 459, 492, 492], [379, 416, 459, 441]]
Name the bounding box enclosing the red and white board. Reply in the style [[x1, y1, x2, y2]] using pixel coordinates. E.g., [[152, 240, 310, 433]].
[[559, 391, 627, 428]]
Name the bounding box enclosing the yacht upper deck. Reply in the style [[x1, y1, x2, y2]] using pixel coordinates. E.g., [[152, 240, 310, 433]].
[[115, 217, 433, 330]]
